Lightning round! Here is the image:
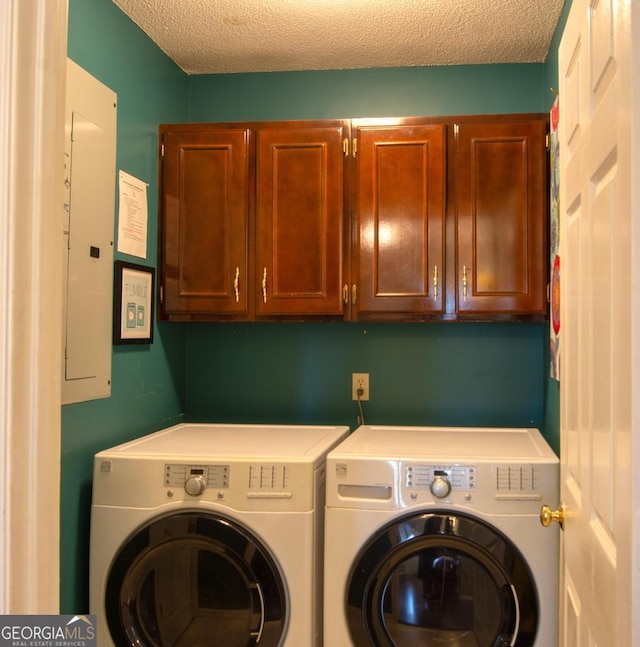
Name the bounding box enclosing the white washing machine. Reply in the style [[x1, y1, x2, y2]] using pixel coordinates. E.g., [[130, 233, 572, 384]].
[[324, 425, 560, 647], [90, 422, 348, 647]]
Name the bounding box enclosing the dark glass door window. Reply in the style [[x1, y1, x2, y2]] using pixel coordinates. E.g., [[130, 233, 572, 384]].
[[105, 512, 287, 647], [347, 512, 538, 647]]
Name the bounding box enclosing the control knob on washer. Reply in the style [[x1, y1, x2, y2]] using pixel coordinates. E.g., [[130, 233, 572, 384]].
[[430, 475, 452, 498], [184, 475, 206, 496]]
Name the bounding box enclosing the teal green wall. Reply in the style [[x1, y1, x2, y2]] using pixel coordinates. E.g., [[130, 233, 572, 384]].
[[544, 0, 572, 112], [184, 65, 551, 443], [62, 0, 188, 613], [186, 323, 546, 429], [187, 64, 546, 122], [541, 0, 572, 456], [63, 0, 570, 616]]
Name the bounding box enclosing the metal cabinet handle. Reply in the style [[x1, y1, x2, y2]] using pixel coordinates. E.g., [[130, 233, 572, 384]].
[[262, 267, 267, 303], [352, 284, 357, 305], [233, 267, 240, 303], [463, 265, 468, 301], [433, 265, 438, 299], [343, 284, 349, 305]]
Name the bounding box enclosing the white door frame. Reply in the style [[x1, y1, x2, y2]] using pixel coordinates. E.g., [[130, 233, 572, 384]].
[[631, 4, 640, 640], [0, 0, 67, 612]]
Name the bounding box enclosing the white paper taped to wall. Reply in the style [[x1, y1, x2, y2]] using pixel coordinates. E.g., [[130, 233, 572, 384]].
[[117, 169, 148, 258]]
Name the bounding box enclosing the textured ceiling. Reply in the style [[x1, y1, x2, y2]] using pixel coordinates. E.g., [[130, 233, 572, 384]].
[[113, 0, 565, 75]]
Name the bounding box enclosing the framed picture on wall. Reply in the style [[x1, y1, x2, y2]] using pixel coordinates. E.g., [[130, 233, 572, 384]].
[[113, 260, 155, 344]]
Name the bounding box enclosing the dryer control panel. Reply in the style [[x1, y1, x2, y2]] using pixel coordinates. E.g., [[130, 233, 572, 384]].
[[401, 462, 550, 513], [406, 464, 476, 495]]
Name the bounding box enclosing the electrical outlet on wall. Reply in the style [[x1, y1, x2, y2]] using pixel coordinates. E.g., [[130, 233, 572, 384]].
[[352, 373, 370, 401]]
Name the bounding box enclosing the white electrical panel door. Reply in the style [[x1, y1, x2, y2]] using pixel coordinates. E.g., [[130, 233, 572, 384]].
[[62, 59, 117, 404]]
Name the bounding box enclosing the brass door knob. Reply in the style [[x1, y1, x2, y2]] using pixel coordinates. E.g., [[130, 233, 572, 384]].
[[540, 504, 565, 530]]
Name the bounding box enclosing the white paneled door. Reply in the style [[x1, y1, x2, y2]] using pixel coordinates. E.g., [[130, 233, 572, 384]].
[[557, 0, 638, 645]]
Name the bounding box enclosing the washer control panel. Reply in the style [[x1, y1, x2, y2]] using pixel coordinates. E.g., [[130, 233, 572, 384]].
[[163, 463, 295, 498], [405, 464, 476, 497], [164, 464, 230, 491]]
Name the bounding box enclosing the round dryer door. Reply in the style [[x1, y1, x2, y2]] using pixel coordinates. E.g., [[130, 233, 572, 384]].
[[347, 512, 538, 647], [105, 511, 287, 647]]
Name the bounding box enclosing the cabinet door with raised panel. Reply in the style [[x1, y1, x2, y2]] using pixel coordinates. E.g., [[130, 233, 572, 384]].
[[160, 128, 250, 319], [255, 122, 347, 317], [354, 121, 446, 319], [455, 118, 548, 316]]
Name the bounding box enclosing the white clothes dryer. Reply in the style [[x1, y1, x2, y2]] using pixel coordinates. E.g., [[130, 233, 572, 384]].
[[324, 425, 560, 647], [90, 423, 348, 647]]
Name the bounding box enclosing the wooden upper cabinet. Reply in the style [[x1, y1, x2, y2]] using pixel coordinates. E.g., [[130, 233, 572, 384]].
[[160, 127, 250, 318], [255, 123, 347, 317], [158, 114, 548, 323], [353, 121, 446, 319], [454, 117, 548, 316]]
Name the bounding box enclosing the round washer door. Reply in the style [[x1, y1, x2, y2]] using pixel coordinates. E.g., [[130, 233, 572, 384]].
[[347, 512, 538, 647], [105, 511, 287, 647]]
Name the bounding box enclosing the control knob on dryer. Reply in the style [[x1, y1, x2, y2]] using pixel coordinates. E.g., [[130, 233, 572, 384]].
[[430, 475, 452, 499], [184, 475, 206, 496]]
